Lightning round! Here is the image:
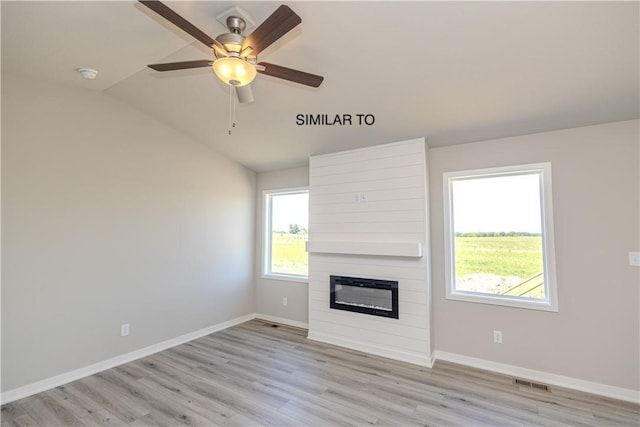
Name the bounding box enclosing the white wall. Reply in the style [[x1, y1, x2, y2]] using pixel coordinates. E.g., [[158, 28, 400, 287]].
[[255, 166, 309, 327], [1, 73, 257, 393], [430, 120, 639, 393]]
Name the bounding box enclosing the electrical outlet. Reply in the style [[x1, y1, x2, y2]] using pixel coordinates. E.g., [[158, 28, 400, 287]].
[[629, 252, 640, 267], [282, 297, 288, 307], [121, 323, 130, 337], [493, 330, 503, 344]]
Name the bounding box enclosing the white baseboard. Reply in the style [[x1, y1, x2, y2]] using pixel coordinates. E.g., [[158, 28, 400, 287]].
[[308, 330, 433, 368], [254, 313, 308, 330], [435, 350, 640, 404], [1, 313, 255, 405]]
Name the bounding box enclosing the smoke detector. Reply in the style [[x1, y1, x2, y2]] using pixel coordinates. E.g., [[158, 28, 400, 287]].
[[77, 68, 98, 80]]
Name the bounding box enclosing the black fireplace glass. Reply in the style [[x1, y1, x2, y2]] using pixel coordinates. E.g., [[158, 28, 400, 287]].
[[330, 275, 399, 319]]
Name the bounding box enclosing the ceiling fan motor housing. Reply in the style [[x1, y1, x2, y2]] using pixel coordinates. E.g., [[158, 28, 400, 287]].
[[216, 32, 244, 57], [213, 16, 248, 58]]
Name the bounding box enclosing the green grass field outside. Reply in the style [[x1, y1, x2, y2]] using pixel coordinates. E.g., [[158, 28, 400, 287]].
[[454, 235, 544, 295], [271, 233, 308, 276], [455, 235, 543, 278]]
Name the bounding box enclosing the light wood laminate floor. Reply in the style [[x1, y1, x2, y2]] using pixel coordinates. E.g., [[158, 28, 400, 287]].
[[2, 319, 639, 426]]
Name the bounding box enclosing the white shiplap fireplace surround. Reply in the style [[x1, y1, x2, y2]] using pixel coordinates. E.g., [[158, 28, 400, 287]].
[[307, 138, 433, 367]]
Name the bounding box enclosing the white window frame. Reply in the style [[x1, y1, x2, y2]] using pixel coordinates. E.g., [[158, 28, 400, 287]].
[[443, 163, 558, 312], [262, 187, 309, 283]]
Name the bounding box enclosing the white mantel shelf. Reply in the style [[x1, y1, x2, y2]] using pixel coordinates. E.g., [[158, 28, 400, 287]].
[[306, 241, 423, 258]]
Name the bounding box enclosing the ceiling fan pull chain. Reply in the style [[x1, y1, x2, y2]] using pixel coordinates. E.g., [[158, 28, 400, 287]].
[[232, 87, 237, 130], [228, 85, 234, 135], [227, 85, 239, 135]]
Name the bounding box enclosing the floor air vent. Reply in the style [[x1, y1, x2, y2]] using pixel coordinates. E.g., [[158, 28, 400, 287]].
[[514, 378, 550, 391]]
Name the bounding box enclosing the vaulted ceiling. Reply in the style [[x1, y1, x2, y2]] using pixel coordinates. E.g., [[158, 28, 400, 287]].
[[2, 1, 638, 172]]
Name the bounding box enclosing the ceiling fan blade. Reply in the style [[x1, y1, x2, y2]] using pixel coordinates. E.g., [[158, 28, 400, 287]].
[[138, 0, 226, 54], [235, 85, 254, 103], [257, 62, 323, 88], [148, 60, 213, 71], [241, 5, 301, 56]]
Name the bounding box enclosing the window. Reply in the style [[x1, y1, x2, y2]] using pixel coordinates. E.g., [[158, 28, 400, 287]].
[[443, 163, 558, 311], [263, 188, 309, 281]]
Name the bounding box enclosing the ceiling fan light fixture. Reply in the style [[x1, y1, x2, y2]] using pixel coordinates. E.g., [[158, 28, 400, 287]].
[[213, 56, 256, 86]]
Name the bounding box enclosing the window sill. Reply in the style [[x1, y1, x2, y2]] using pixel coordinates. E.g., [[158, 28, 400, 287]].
[[446, 291, 558, 312], [262, 273, 309, 284]]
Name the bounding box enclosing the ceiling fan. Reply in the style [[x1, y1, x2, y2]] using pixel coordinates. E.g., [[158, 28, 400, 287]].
[[139, 1, 324, 103]]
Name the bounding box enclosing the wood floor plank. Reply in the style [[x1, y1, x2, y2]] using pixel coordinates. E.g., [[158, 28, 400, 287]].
[[45, 386, 129, 427], [123, 368, 234, 425], [252, 379, 379, 426], [130, 356, 293, 426], [2, 413, 41, 427], [68, 376, 149, 423], [3, 319, 639, 427], [15, 394, 83, 427], [96, 368, 216, 426], [222, 412, 281, 427], [0, 402, 28, 425]]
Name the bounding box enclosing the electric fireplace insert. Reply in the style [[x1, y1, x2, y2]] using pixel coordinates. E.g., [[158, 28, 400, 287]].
[[330, 275, 399, 319]]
